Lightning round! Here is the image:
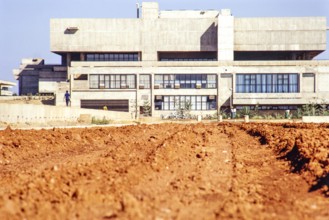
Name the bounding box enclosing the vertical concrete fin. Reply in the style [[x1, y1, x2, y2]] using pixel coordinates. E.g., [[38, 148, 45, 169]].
[[218, 10, 234, 61]]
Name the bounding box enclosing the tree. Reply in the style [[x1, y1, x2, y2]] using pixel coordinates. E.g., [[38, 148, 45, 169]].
[[141, 100, 151, 116], [175, 99, 191, 119]]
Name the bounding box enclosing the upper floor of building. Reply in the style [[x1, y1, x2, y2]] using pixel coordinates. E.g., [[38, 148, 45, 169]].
[[50, 2, 327, 62]]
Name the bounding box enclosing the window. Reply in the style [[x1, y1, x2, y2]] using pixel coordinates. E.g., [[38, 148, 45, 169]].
[[90, 75, 98, 89], [89, 74, 136, 89], [140, 75, 151, 89], [99, 75, 105, 88], [155, 95, 217, 111], [126, 75, 135, 88], [113, 75, 120, 88], [154, 74, 217, 89], [236, 74, 299, 93], [86, 53, 139, 62], [105, 75, 110, 89], [207, 75, 217, 88], [154, 75, 163, 88], [158, 52, 217, 61]]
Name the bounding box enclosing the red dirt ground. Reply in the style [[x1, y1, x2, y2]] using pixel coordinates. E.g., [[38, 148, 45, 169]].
[[0, 123, 328, 219]]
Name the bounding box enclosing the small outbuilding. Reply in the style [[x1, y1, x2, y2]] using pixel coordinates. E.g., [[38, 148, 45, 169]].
[[0, 80, 16, 96]]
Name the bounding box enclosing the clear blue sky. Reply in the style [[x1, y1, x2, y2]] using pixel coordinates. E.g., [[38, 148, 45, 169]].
[[0, 0, 328, 92]]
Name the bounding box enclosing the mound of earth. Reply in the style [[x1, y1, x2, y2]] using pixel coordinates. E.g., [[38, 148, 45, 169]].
[[241, 123, 329, 196]]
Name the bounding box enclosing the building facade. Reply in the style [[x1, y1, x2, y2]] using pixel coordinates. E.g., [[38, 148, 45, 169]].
[[15, 2, 329, 117]]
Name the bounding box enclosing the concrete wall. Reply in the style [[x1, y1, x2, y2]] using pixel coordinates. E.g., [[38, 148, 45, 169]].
[[50, 19, 142, 52], [51, 18, 218, 56], [156, 19, 218, 52], [302, 116, 329, 123], [71, 91, 136, 108], [0, 103, 132, 124], [50, 4, 326, 58], [50, 2, 219, 60], [234, 17, 326, 51], [159, 10, 220, 19], [0, 86, 14, 96], [152, 110, 217, 118]]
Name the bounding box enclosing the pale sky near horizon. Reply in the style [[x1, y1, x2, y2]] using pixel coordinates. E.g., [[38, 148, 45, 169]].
[[0, 0, 328, 93]]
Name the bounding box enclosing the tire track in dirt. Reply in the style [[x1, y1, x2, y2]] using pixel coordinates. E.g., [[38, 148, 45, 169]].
[[114, 123, 232, 219], [220, 123, 329, 220]]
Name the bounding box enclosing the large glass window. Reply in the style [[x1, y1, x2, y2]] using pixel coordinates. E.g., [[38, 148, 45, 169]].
[[89, 74, 136, 89], [154, 74, 217, 89], [86, 53, 139, 62], [236, 74, 299, 93], [154, 95, 217, 111]]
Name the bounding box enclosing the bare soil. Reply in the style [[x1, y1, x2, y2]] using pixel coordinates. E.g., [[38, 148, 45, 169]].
[[0, 123, 328, 220]]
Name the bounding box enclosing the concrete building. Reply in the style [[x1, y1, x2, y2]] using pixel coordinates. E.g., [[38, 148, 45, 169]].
[[0, 80, 16, 96], [13, 58, 67, 95], [14, 2, 329, 117]]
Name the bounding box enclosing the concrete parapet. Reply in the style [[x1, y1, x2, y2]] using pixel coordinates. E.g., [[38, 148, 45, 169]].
[[302, 116, 329, 123], [0, 103, 131, 124]]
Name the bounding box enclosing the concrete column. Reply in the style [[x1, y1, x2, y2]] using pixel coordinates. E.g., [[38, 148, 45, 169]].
[[218, 11, 234, 61], [232, 72, 235, 107], [80, 53, 85, 61], [66, 53, 71, 68], [151, 73, 155, 116], [138, 52, 142, 61], [299, 71, 303, 94], [136, 73, 139, 119], [69, 73, 73, 107], [141, 2, 159, 66], [216, 72, 221, 114], [314, 71, 318, 93]]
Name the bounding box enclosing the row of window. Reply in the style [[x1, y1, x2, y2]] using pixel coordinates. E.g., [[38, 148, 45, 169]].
[[160, 58, 217, 61], [88, 73, 301, 92], [155, 95, 217, 111], [90, 74, 136, 89], [154, 74, 217, 89], [236, 74, 299, 93], [86, 53, 139, 62]]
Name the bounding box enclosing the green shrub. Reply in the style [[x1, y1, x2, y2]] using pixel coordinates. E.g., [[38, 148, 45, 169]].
[[91, 116, 111, 125], [274, 113, 284, 119]]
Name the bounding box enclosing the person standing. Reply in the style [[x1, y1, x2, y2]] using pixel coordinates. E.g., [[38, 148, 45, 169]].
[[64, 90, 70, 106]]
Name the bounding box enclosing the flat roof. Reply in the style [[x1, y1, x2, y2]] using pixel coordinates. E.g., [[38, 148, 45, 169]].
[[0, 80, 16, 87]]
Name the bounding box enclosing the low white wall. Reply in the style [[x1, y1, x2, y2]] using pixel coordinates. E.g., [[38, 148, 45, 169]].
[[302, 116, 329, 123], [0, 103, 132, 124]]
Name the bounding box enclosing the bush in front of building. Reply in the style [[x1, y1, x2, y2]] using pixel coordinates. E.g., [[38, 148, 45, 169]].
[[141, 100, 151, 116], [91, 116, 111, 125], [293, 101, 329, 118]]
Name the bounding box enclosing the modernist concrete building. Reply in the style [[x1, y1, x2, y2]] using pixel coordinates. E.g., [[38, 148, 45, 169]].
[[14, 2, 329, 117], [13, 58, 67, 95]]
